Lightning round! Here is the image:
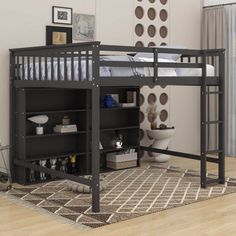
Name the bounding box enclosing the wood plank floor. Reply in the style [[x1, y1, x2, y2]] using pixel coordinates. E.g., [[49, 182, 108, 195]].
[[1, 157, 236, 236]]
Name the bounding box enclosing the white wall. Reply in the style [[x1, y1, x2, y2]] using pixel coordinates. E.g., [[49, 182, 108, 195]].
[[168, 0, 203, 153], [204, 0, 236, 6], [0, 0, 96, 172]]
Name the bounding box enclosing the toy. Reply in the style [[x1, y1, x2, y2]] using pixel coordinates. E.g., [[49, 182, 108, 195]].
[[39, 160, 47, 180]]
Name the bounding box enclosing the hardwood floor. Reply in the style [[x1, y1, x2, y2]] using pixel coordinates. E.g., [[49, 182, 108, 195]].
[[1, 157, 236, 236]]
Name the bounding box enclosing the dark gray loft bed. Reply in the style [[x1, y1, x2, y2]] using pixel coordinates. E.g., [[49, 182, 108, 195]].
[[9, 41, 225, 212]]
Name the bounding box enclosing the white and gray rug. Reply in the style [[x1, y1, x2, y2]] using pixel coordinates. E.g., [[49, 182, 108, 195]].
[[4, 164, 236, 228]]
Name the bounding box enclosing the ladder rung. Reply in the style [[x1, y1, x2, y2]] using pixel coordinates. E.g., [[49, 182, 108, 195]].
[[206, 121, 222, 125], [206, 150, 222, 154], [206, 91, 222, 95]]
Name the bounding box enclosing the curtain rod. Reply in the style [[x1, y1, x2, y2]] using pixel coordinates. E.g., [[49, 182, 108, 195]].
[[203, 2, 236, 8]]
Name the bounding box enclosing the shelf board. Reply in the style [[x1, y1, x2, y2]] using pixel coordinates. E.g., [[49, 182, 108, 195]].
[[26, 109, 87, 115], [100, 126, 139, 132], [26, 131, 86, 139], [100, 106, 139, 111], [26, 151, 87, 162]]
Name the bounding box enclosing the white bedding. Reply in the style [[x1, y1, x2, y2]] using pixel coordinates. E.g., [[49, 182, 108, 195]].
[[20, 56, 215, 80]]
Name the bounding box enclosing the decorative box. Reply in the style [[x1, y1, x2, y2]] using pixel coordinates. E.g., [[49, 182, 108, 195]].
[[106, 152, 137, 170]]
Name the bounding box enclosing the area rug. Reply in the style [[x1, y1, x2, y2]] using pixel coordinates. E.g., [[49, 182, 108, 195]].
[[4, 164, 236, 228]]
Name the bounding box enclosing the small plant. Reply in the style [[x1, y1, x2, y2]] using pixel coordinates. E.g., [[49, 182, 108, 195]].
[[146, 105, 159, 130]]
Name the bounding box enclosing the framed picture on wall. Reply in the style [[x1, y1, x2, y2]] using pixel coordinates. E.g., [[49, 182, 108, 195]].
[[73, 13, 95, 41], [46, 26, 72, 45], [52, 6, 73, 25]]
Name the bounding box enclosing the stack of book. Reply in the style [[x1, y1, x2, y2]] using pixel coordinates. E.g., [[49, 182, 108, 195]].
[[53, 124, 78, 133]]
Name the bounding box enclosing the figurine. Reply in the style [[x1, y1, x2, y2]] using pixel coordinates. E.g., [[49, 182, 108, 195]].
[[29, 161, 36, 182], [55, 158, 62, 171], [69, 155, 77, 174], [50, 159, 57, 179], [116, 133, 123, 149], [60, 157, 68, 173], [27, 115, 49, 135], [39, 160, 47, 181], [50, 159, 57, 170]]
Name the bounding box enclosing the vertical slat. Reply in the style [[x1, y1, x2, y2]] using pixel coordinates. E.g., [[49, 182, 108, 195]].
[[33, 56, 36, 80], [200, 52, 207, 188], [57, 56, 60, 81], [188, 56, 191, 63], [22, 56, 25, 80], [17, 56, 20, 80], [27, 56, 30, 81], [196, 56, 199, 63], [39, 56, 42, 80], [86, 51, 89, 80], [91, 44, 100, 213], [154, 48, 158, 83], [218, 51, 225, 184], [71, 51, 74, 81], [10, 52, 15, 180], [51, 56, 54, 81], [86, 90, 90, 173], [45, 56, 48, 81], [64, 52, 67, 81], [78, 51, 82, 81]]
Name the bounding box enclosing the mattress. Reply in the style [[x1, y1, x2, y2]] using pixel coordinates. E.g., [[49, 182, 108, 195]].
[[20, 55, 215, 81]]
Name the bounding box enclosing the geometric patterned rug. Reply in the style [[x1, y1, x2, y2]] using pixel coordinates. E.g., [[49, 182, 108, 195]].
[[4, 164, 236, 228]]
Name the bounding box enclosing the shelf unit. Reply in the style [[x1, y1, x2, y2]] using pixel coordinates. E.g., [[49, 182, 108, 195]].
[[13, 87, 140, 184]]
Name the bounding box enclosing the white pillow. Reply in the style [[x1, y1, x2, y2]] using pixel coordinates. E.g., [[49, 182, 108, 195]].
[[134, 45, 187, 61]]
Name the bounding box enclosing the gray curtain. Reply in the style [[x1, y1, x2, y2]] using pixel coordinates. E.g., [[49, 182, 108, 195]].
[[225, 5, 236, 156], [202, 5, 236, 156], [202, 7, 227, 153]]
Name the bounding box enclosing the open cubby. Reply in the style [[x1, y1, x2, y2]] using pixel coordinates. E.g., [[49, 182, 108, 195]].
[[13, 87, 140, 184]]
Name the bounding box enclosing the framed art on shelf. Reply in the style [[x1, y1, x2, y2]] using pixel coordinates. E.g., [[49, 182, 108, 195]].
[[46, 26, 72, 45], [52, 6, 73, 25]]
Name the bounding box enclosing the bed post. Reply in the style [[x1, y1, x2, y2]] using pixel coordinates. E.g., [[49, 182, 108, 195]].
[[218, 50, 225, 184], [91, 43, 100, 212], [200, 51, 207, 188]]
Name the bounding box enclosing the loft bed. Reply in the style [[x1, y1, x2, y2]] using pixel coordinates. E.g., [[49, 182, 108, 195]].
[[9, 41, 225, 212]]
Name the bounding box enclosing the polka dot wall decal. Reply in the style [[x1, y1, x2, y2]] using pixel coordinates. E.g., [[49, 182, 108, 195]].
[[148, 42, 156, 47], [135, 24, 144, 37], [135, 6, 144, 19], [160, 0, 168, 5], [149, 0, 156, 3], [148, 8, 156, 21], [140, 129, 144, 140], [160, 85, 167, 89], [148, 25, 156, 37], [160, 109, 168, 122], [148, 93, 157, 105], [140, 93, 145, 106], [160, 26, 168, 38], [159, 93, 168, 105], [159, 9, 168, 22], [135, 41, 144, 47], [160, 42, 167, 46], [139, 111, 145, 123]]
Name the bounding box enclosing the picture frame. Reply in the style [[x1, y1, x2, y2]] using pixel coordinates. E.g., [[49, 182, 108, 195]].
[[52, 6, 73, 25], [46, 26, 72, 46]]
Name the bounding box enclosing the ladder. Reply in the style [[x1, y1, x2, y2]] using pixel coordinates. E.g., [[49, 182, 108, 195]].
[[200, 51, 225, 188]]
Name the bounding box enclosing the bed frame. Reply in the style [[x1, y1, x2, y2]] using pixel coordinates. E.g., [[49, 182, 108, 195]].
[[9, 41, 225, 212]]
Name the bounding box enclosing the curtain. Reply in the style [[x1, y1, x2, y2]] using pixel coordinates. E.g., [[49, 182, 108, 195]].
[[202, 7, 227, 153], [225, 5, 236, 156]]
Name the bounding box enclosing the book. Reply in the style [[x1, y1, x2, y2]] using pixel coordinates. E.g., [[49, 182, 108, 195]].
[[53, 124, 78, 133]]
